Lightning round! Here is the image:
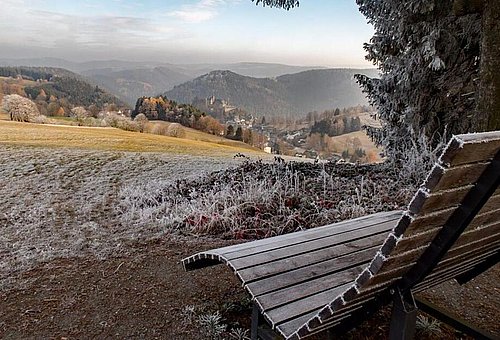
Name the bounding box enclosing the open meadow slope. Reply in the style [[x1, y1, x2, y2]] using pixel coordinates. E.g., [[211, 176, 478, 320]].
[[0, 114, 260, 156]]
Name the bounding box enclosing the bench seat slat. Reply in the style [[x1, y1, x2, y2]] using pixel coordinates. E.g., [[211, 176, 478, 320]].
[[264, 284, 350, 325], [216, 211, 401, 260], [257, 266, 364, 311], [240, 233, 387, 283], [391, 207, 500, 255], [432, 162, 489, 191], [232, 222, 392, 271], [246, 245, 380, 296]]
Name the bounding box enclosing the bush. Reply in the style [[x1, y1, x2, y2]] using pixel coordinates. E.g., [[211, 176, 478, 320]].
[[149, 123, 169, 136], [166, 123, 186, 138], [1, 94, 41, 122], [133, 113, 149, 133], [149, 122, 186, 138], [103, 112, 139, 132]]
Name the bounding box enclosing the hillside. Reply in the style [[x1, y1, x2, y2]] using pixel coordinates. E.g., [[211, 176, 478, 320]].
[[82, 67, 192, 106], [0, 66, 127, 112], [0, 113, 260, 155], [165, 69, 379, 118]]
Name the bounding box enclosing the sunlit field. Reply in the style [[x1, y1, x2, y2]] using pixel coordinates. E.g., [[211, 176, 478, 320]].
[[0, 114, 261, 157]]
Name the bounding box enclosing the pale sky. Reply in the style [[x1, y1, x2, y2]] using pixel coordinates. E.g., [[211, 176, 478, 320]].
[[0, 0, 375, 67]]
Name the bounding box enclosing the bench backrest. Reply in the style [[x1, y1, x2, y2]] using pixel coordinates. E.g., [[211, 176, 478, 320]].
[[299, 131, 500, 338]]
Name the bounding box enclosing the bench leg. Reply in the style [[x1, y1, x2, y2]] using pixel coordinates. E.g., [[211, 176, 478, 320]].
[[251, 302, 260, 340], [389, 288, 417, 340]]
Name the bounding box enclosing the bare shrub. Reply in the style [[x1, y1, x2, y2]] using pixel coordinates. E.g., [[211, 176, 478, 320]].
[[148, 122, 186, 138], [149, 123, 169, 136], [1, 94, 40, 122], [133, 113, 149, 133], [71, 106, 90, 125], [103, 112, 139, 132], [167, 123, 186, 138]]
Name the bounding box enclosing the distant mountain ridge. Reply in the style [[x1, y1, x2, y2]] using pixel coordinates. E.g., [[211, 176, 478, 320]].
[[0, 58, 330, 105], [164, 69, 379, 118]]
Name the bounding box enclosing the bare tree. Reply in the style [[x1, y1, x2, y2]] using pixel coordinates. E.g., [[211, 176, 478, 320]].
[[133, 113, 149, 133], [1, 94, 41, 122]]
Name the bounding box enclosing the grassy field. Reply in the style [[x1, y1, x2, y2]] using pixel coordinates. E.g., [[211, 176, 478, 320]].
[[330, 130, 382, 161], [0, 113, 262, 157]]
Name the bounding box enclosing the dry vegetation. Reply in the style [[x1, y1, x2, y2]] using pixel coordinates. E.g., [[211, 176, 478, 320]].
[[0, 117, 260, 156]]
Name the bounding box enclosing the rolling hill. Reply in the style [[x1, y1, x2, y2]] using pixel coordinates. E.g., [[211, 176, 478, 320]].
[[164, 69, 379, 118], [0, 66, 127, 112]]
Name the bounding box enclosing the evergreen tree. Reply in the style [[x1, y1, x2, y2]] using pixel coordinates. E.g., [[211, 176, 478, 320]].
[[234, 126, 243, 141], [354, 0, 481, 158]]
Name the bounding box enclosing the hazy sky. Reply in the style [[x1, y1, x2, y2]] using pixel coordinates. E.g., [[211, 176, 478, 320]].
[[0, 0, 375, 67]]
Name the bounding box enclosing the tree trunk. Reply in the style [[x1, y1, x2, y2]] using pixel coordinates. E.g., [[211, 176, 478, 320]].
[[478, 1, 500, 131]]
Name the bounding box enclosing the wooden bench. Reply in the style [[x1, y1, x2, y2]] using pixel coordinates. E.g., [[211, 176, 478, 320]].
[[183, 131, 500, 340]]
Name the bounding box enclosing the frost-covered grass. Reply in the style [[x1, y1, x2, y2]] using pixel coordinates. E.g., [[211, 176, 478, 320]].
[[0, 143, 416, 291], [119, 159, 415, 239], [0, 145, 240, 289]]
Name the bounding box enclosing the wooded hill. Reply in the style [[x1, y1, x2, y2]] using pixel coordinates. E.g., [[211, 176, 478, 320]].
[[0, 66, 127, 113], [164, 69, 378, 119]]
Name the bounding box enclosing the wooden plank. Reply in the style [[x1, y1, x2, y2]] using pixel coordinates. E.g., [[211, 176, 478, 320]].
[[419, 185, 473, 215], [274, 308, 321, 338], [469, 207, 500, 229], [477, 193, 500, 214], [399, 207, 455, 237], [375, 221, 500, 276], [432, 162, 488, 191], [366, 264, 412, 287], [231, 222, 392, 271], [433, 247, 499, 284], [264, 284, 348, 325], [415, 249, 499, 292], [212, 210, 402, 258], [391, 229, 439, 255], [257, 266, 363, 311], [456, 130, 500, 143], [449, 138, 500, 166], [245, 246, 379, 296], [219, 211, 401, 260]]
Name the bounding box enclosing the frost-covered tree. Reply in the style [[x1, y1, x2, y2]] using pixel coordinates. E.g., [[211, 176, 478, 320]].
[[354, 0, 481, 159], [133, 113, 149, 133], [1, 94, 41, 122]]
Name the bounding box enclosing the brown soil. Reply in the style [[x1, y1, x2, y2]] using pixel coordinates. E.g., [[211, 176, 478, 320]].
[[1, 237, 498, 340]]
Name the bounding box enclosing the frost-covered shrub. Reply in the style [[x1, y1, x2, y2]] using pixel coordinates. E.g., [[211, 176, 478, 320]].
[[2, 94, 41, 122], [103, 112, 139, 132], [149, 122, 186, 138], [133, 113, 149, 132], [166, 123, 186, 138]]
